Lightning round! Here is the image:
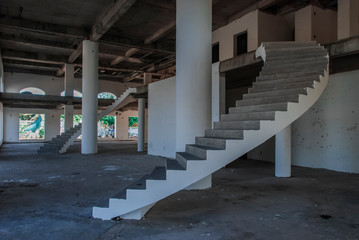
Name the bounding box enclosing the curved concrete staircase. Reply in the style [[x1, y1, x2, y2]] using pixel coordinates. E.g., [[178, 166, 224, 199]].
[[38, 87, 137, 154], [93, 41, 329, 220]]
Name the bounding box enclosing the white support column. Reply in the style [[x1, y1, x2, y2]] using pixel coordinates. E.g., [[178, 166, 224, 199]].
[[275, 125, 291, 177], [137, 98, 145, 152], [176, 0, 212, 152], [81, 40, 98, 154], [64, 64, 74, 131]]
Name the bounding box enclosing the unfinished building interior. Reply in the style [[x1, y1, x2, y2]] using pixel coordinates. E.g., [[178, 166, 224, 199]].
[[0, 0, 358, 239]]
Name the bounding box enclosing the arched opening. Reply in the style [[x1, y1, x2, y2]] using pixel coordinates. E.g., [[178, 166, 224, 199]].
[[60, 90, 82, 97], [20, 87, 45, 95], [98, 92, 117, 99]]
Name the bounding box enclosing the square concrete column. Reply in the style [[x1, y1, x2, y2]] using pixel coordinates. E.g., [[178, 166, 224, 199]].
[[81, 40, 98, 154], [338, 0, 359, 40], [64, 64, 74, 131], [275, 125, 291, 177], [176, 0, 212, 152], [137, 98, 145, 152]]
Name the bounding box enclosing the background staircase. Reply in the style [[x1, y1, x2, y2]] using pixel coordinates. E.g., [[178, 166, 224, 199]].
[[93, 41, 329, 220], [38, 88, 137, 154]]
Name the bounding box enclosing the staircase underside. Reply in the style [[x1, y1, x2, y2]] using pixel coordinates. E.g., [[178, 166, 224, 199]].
[[92, 41, 329, 220]]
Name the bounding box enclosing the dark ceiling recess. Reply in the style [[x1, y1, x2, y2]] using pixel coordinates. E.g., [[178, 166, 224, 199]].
[[0, 0, 338, 84]]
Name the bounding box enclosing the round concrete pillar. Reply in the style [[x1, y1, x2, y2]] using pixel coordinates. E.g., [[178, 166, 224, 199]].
[[137, 98, 145, 152], [81, 40, 98, 154], [176, 0, 212, 152], [275, 124, 292, 177]]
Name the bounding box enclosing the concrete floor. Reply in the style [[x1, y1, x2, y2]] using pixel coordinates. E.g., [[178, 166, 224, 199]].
[[0, 142, 358, 240]]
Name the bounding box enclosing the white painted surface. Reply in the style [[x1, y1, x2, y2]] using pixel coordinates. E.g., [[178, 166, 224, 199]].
[[4, 107, 61, 142], [212, 62, 226, 126], [64, 105, 74, 131], [292, 70, 359, 173], [64, 64, 74, 96], [93, 44, 329, 220], [64, 64, 74, 131], [116, 110, 138, 141], [176, 0, 212, 152], [250, 70, 359, 174], [275, 125, 292, 177], [137, 98, 145, 152], [185, 174, 212, 190], [338, 0, 359, 40], [81, 40, 98, 154], [148, 77, 176, 158]]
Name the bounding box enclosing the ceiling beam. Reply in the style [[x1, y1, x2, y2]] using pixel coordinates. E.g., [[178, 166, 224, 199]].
[[144, 20, 176, 44], [68, 0, 137, 64], [3, 62, 60, 72], [90, 0, 137, 41], [258, 0, 284, 9], [227, 4, 259, 23], [111, 48, 140, 66], [1, 50, 67, 65], [0, 16, 87, 39], [0, 38, 74, 55]]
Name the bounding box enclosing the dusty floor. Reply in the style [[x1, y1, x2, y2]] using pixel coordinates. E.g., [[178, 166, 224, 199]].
[[0, 142, 358, 240]]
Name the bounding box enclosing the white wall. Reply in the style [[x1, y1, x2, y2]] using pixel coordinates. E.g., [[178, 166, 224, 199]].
[[292, 70, 359, 173], [115, 109, 148, 142], [248, 70, 359, 173], [148, 77, 176, 158], [4, 107, 61, 142]]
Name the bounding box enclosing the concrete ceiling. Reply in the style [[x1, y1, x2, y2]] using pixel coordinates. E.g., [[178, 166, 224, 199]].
[[0, 0, 338, 84]]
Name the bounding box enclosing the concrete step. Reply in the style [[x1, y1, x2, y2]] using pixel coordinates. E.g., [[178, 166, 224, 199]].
[[204, 129, 244, 139], [262, 60, 328, 72], [229, 102, 288, 114], [266, 50, 327, 61], [260, 64, 327, 75], [263, 41, 317, 49], [176, 152, 205, 168], [166, 159, 186, 170], [185, 144, 221, 160], [257, 70, 323, 81], [127, 175, 149, 190], [243, 88, 307, 100], [214, 120, 260, 130], [221, 111, 275, 121], [265, 56, 328, 65], [265, 46, 325, 54], [195, 137, 226, 149], [236, 95, 299, 107], [250, 80, 315, 93], [148, 166, 166, 180]]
